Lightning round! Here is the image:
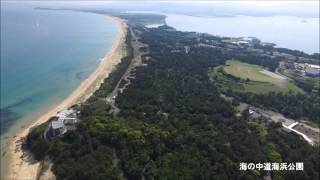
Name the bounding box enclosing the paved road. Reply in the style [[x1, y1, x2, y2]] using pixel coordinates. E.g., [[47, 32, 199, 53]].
[[106, 27, 148, 115], [238, 102, 319, 145]]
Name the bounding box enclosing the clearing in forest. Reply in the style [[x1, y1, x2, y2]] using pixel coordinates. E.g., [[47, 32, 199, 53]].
[[210, 60, 303, 94]]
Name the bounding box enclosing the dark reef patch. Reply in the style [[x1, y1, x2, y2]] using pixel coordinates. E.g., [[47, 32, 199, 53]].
[[6, 98, 32, 109], [0, 108, 19, 135], [0, 98, 32, 135], [75, 71, 85, 80]]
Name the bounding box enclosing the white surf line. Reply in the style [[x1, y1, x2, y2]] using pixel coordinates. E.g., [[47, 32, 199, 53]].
[[282, 122, 314, 145]]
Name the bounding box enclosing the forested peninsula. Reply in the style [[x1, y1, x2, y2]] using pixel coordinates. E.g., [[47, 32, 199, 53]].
[[27, 14, 319, 180]]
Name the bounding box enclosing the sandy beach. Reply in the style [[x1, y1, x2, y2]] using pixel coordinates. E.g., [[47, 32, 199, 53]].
[[4, 15, 127, 180]]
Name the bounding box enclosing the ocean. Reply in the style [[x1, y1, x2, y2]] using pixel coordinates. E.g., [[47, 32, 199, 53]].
[[165, 14, 319, 54], [0, 2, 118, 136]]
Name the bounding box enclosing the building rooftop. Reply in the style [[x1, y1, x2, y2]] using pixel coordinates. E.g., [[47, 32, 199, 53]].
[[306, 68, 320, 75], [51, 120, 64, 129], [51, 108, 77, 128], [57, 109, 76, 119]]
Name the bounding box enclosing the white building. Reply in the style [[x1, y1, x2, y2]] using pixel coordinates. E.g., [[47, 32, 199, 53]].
[[46, 108, 78, 139]]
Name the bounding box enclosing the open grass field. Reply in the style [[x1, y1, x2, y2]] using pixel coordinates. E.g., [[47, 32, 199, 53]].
[[210, 60, 303, 94], [224, 60, 286, 82]]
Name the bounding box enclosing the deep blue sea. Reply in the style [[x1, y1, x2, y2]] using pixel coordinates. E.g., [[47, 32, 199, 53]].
[[0, 2, 118, 136]]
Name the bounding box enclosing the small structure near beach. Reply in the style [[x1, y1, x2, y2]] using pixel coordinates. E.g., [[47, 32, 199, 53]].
[[45, 108, 79, 139]]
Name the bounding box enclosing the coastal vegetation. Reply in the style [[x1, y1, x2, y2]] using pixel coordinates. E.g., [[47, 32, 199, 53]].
[[208, 62, 319, 125], [118, 13, 166, 26], [279, 68, 320, 93], [227, 91, 320, 125], [27, 18, 319, 180], [275, 48, 320, 64], [94, 30, 133, 99], [26, 122, 50, 161], [208, 60, 319, 125]]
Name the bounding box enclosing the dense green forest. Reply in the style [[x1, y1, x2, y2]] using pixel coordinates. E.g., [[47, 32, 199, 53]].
[[225, 91, 320, 125], [27, 17, 319, 180], [275, 48, 320, 63], [228, 51, 280, 72]]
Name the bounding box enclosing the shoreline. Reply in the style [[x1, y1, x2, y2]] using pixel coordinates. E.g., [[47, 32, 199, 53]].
[[3, 15, 127, 180]]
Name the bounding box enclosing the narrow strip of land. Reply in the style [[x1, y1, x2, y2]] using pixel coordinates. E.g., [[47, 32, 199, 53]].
[[106, 27, 148, 114]]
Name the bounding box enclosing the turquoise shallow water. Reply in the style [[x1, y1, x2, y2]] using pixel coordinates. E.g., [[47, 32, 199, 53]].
[[0, 2, 118, 135]]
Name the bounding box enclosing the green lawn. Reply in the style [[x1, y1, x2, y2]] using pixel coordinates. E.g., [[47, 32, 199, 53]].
[[224, 60, 282, 83], [209, 60, 303, 94]]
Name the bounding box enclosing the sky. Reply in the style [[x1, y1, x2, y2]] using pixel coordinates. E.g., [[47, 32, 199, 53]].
[[2, 0, 319, 18]]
